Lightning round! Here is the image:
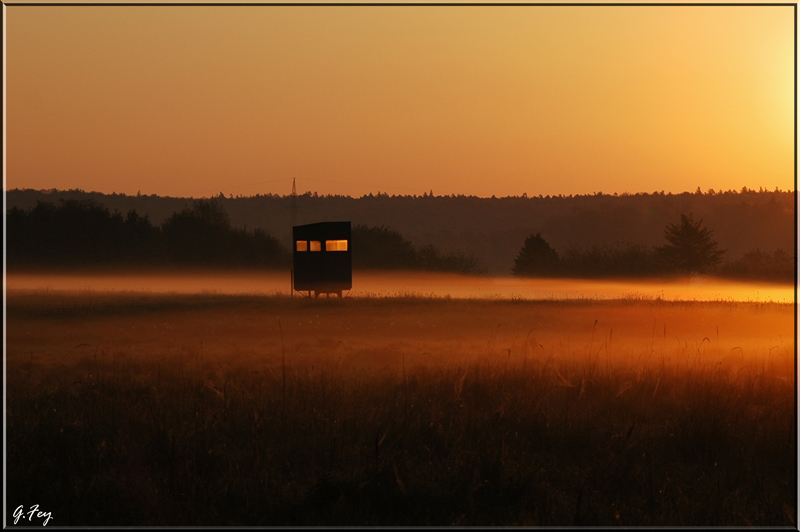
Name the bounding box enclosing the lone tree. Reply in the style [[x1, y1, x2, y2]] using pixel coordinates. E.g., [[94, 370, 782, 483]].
[[657, 214, 725, 275], [512, 233, 560, 276]]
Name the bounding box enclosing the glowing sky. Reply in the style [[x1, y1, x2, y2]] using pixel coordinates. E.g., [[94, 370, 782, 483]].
[[5, 4, 795, 198]]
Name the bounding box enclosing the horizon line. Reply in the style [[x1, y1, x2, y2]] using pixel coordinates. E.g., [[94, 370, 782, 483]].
[[4, 185, 792, 200]]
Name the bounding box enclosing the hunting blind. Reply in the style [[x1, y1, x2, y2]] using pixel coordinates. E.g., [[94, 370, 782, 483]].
[[292, 221, 352, 297]]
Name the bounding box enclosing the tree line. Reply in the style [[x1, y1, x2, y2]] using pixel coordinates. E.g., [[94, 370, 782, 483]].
[[6, 200, 792, 280], [8, 188, 793, 274], [6, 199, 288, 269], [511, 214, 794, 282], [5, 199, 487, 274], [351, 225, 486, 275]]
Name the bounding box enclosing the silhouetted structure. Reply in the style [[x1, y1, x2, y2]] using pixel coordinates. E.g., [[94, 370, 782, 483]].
[[292, 221, 352, 297]]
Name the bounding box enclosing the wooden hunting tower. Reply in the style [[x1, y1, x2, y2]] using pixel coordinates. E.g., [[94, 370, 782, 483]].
[[292, 221, 352, 297]]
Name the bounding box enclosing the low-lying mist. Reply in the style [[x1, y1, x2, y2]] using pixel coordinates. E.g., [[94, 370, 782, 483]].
[[5, 270, 794, 302]]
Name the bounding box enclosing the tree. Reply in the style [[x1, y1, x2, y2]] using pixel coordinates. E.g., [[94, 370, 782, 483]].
[[5, 200, 166, 267], [512, 233, 560, 276], [657, 214, 725, 275], [350, 224, 417, 269], [161, 199, 287, 267], [161, 199, 233, 264]]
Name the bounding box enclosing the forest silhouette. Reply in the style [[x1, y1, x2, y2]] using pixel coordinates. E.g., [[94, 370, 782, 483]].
[[7, 199, 288, 270], [6, 200, 485, 275], [5, 188, 794, 281], [508, 213, 787, 280]]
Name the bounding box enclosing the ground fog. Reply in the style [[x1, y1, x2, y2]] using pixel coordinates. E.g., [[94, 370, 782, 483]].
[[6, 270, 794, 302]]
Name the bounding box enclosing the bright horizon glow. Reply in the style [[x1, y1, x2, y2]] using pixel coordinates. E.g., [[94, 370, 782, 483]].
[[5, 5, 795, 199]]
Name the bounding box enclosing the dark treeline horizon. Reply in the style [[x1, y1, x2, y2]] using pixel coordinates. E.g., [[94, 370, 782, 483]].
[[5, 199, 487, 276], [6, 199, 290, 271], [6, 187, 795, 276]]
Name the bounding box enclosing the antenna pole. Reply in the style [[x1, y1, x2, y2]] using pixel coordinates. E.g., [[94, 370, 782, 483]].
[[290, 177, 298, 231]]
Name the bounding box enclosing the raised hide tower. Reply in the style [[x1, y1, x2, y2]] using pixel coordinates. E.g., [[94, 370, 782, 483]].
[[292, 221, 352, 298]]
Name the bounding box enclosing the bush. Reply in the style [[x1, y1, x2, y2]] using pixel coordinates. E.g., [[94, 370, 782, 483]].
[[417, 245, 487, 275], [559, 244, 663, 278], [718, 249, 794, 282]]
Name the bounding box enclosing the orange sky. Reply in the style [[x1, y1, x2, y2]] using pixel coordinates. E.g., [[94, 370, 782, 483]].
[[5, 4, 795, 198]]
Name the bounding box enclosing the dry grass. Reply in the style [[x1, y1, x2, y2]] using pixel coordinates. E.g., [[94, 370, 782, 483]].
[[5, 292, 795, 526]]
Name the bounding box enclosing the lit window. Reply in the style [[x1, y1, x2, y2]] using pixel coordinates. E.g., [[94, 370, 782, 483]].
[[309, 240, 322, 252], [296, 240, 308, 252], [326, 240, 348, 251]]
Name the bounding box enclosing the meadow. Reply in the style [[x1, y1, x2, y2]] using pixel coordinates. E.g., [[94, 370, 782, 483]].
[[5, 289, 796, 526]]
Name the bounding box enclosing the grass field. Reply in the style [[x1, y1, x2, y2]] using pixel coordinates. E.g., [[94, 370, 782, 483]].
[[5, 291, 796, 526]]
